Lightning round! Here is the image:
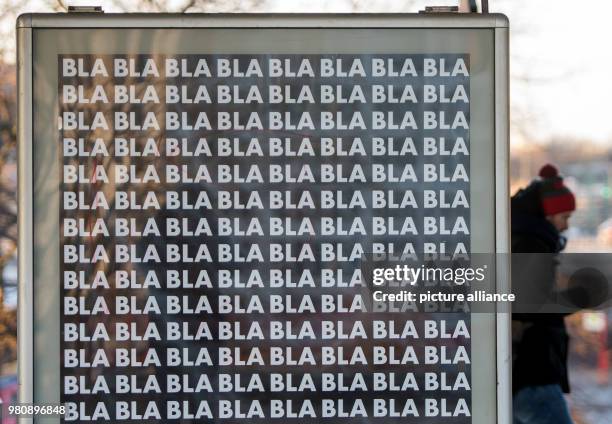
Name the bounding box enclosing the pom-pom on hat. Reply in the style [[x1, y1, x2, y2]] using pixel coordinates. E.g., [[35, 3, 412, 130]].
[[538, 164, 576, 216]]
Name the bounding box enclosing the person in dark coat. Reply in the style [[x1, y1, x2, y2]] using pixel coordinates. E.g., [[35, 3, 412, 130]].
[[511, 164, 576, 424]]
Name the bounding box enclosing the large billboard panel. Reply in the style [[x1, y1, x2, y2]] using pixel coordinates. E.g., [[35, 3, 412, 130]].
[[18, 14, 509, 424]]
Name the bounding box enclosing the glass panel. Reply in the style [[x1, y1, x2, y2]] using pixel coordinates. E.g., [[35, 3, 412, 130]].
[[33, 27, 496, 424]]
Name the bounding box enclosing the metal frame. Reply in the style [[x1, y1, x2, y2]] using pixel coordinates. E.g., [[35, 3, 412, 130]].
[[17, 13, 510, 423], [494, 25, 511, 424], [17, 23, 34, 424], [17, 12, 508, 29]]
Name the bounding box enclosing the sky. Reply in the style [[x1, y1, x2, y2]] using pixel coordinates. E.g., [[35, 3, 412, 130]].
[[494, 1, 612, 145], [6, 0, 612, 144]]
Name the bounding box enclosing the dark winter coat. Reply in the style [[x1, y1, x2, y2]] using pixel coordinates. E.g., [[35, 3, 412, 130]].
[[511, 183, 571, 394]]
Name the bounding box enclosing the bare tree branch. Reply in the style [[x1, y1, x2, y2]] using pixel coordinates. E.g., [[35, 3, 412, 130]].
[[44, 0, 67, 12], [180, 0, 198, 13]]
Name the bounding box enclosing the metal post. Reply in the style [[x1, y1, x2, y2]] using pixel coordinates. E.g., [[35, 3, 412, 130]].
[[459, 0, 483, 13], [459, 0, 471, 12], [17, 21, 34, 423]]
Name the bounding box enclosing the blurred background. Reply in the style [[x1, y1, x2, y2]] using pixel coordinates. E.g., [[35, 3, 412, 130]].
[[0, 1, 611, 423]]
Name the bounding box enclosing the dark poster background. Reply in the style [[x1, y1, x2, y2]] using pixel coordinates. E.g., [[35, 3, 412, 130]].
[[58, 54, 471, 423]]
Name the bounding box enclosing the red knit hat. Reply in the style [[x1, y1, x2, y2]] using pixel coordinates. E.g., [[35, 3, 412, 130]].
[[539, 164, 576, 215]]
